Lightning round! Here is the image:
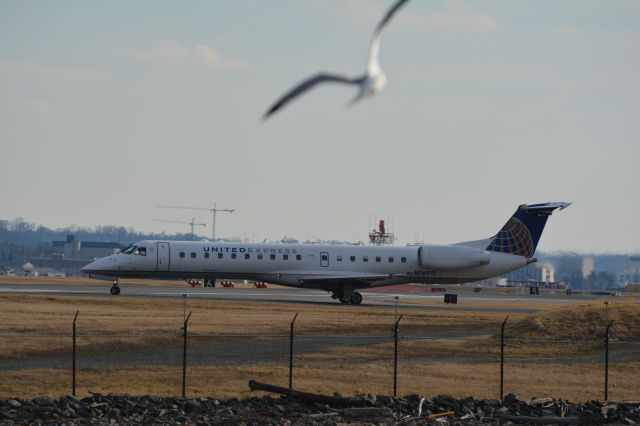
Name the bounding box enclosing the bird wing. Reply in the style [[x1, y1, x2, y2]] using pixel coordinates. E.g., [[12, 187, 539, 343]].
[[264, 73, 361, 119], [367, 0, 410, 74]]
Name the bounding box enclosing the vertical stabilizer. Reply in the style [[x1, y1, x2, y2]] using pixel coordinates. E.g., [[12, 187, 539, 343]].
[[485, 202, 570, 258]]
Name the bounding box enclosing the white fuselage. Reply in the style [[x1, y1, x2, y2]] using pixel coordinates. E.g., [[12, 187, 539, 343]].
[[82, 240, 530, 290]]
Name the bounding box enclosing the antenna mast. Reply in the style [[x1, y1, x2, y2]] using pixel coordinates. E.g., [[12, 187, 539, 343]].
[[369, 218, 396, 245]]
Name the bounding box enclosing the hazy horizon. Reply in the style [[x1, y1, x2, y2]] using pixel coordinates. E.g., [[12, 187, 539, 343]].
[[2, 214, 638, 257]]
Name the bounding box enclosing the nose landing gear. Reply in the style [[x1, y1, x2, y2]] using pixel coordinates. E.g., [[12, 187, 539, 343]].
[[110, 279, 121, 295]]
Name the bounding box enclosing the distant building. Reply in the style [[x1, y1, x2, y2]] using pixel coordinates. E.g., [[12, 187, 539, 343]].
[[31, 235, 125, 276], [620, 256, 640, 285], [504, 262, 539, 283], [540, 263, 555, 284], [368, 220, 395, 245], [582, 256, 594, 279], [52, 235, 123, 260], [20, 262, 65, 277]]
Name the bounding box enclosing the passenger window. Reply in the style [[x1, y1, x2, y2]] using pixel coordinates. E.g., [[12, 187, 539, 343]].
[[245, 253, 250, 260], [401, 257, 407, 263], [231, 253, 237, 259], [190, 252, 196, 259], [375, 256, 381, 263], [321, 254, 328, 262], [179, 252, 185, 258], [218, 253, 223, 259], [296, 254, 301, 261], [350, 256, 356, 262], [337, 255, 342, 262], [363, 256, 368, 262], [258, 254, 263, 260], [388, 257, 394, 263], [270, 254, 276, 260], [283, 254, 288, 260], [204, 253, 210, 259]]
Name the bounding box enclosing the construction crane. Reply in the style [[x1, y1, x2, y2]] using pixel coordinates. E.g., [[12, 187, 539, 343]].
[[156, 203, 235, 240], [152, 218, 206, 235]]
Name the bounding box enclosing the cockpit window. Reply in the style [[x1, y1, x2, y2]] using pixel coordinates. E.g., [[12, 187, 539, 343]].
[[121, 245, 147, 256], [121, 245, 136, 255]]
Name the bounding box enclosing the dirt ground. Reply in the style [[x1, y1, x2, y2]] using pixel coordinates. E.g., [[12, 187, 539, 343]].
[[0, 279, 638, 401]]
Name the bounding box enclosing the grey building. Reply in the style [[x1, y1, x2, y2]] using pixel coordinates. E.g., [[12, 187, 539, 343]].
[[52, 235, 123, 260]]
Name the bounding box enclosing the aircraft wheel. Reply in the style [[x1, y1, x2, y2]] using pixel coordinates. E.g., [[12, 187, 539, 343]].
[[110, 285, 121, 296], [351, 292, 363, 305], [339, 294, 351, 304]]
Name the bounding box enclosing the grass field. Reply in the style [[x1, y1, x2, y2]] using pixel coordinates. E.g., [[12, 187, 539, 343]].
[[0, 281, 638, 401], [1, 361, 637, 401]]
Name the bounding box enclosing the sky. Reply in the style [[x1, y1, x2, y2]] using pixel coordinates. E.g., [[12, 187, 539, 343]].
[[0, 0, 639, 253]]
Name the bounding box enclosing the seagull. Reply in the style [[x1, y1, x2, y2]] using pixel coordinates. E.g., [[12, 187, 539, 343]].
[[263, 0, 410, 120]]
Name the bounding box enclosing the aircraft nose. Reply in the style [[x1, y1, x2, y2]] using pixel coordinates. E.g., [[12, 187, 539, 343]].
[[81, 257, 109, 275], [81, 260, 97, 274]]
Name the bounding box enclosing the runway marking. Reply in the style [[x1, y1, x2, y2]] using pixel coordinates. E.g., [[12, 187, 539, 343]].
[[0, 288, 105, 294], [0, 285, 583, 304]]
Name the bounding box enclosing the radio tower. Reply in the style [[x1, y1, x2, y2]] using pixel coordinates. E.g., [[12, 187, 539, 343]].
[[369, 219, 395, 245]]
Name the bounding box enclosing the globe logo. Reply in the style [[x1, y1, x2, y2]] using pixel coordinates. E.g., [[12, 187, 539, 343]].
[[487, 217, 534, 258]]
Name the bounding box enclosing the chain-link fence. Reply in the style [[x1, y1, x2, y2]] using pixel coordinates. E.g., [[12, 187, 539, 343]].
[[1, 313, 638, 402]]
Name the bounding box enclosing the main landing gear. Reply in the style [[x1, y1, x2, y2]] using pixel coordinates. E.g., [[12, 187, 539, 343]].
[[332, 291, 363, 305], [110, 279, 121, 296]]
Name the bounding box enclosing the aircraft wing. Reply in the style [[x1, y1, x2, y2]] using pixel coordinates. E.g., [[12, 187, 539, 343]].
[[301, 275, 389, 285], [291, 271, 410, 289]]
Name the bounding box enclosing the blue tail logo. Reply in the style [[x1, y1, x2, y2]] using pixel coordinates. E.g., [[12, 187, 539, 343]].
[[486, 202, 570, 258], [486, 217, 534, 258]]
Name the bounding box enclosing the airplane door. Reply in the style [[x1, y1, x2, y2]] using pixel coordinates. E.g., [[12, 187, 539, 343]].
[[157, 242, 170, 271], [320, 252, 329, 267]]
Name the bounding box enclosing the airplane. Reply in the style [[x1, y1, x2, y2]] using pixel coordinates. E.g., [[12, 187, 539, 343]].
[[81, 202, 570, 304]]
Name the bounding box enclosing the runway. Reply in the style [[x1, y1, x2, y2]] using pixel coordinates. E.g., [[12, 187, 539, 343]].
[[0, 282, 599, 312]]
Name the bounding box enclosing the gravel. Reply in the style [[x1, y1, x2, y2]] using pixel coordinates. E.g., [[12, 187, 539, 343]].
[[1, 392, 639, 425]]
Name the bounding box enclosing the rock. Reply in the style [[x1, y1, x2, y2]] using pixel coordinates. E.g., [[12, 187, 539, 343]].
[[0, 394, 636, 425], [0, 411, 16, 420], [529, 397, 553, 405], [6, 399, 21, 408], [31, 396, 54, 406], [503, 393, 518, 404], [376, 394, 393, 405], [342, 407, 393, 419], [184, 399, 201, 411]]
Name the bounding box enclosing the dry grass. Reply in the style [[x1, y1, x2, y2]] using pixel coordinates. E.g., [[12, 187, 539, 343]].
[[1, 286, 639, 401], [0, 293, 534, 359], [507, 299, 640, 341], [2, 361, 637, 402]]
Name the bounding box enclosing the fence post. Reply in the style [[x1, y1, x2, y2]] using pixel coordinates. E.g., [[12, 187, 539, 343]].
[[289, 313, 298, 390], [604, 320, 614, 401], [72, 311, 79, 397], [500, 315, 508, 400], [393, 314, 404, 397], [182, 311, 192, 398]]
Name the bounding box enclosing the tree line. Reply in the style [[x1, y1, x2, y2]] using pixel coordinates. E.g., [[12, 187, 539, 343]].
[[0, 217, 204, 246]]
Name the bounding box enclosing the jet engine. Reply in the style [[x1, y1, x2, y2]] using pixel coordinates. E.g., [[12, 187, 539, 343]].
[[418, 245, 490, 270]]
